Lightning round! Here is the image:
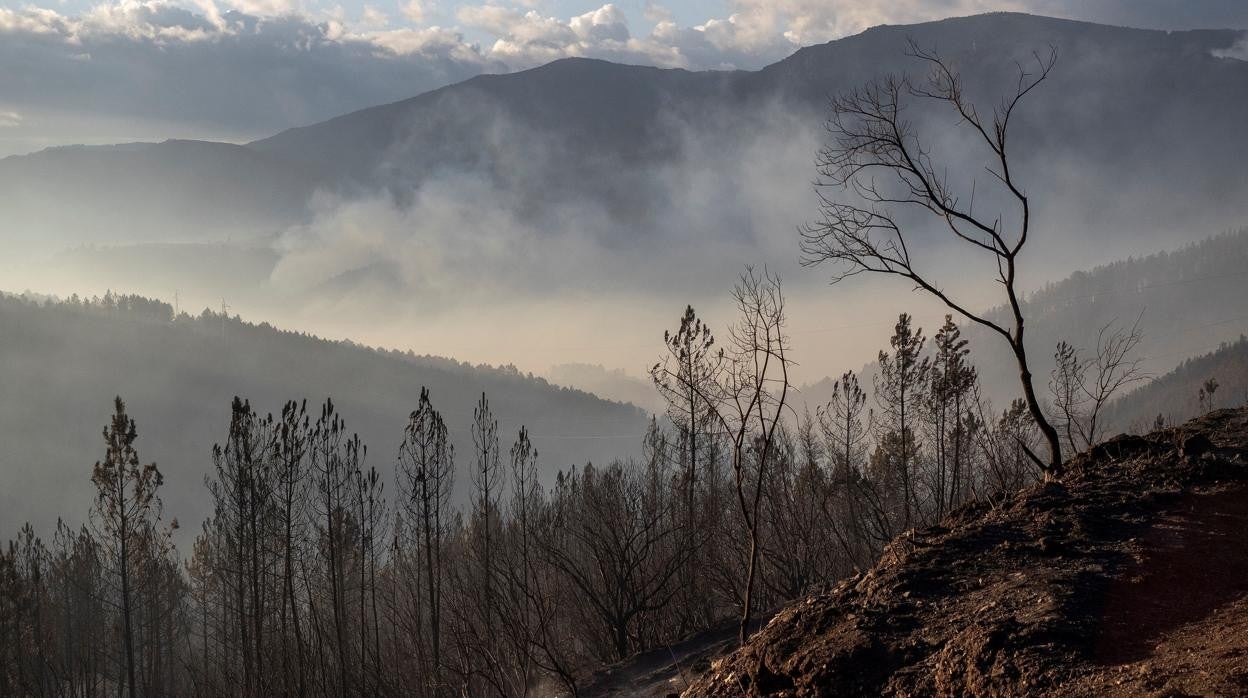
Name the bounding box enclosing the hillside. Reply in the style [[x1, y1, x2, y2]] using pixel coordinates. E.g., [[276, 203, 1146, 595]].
[[249, 12, 1248, 235], [799, 229, 1248, 418], [685, 408, 1248, 696], [0, 140, 321, 250], [4, 13, 1248, 250], [1104, 335, 1248, 431], [0, 293, 648, 542]]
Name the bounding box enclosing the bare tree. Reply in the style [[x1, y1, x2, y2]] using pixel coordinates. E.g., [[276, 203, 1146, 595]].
[[977, 398, 1040, 495], [694, 269, 793, 643], [1049, 317, 1147, 453], [800, 41, 1065, 476]]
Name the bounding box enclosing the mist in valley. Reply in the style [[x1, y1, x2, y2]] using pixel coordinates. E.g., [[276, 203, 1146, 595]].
[[3, 4, 1248, 696]]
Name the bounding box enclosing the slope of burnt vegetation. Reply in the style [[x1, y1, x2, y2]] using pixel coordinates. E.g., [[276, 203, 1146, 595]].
[[687, 408, 1248, 696]]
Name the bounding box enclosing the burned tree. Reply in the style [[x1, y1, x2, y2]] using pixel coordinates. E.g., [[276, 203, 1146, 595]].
[[397, 388, 455, 694], [1049, 316, 1147, 453], [874, 313, 930, 530], [659, 269, 793, 643], [90, 397, 165, 698], [800, 41, 1065, 476], [651, 305, 723, 632]]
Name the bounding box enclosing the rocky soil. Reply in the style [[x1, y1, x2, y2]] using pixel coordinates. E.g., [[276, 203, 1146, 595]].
[[684, 408, 1248, 696]]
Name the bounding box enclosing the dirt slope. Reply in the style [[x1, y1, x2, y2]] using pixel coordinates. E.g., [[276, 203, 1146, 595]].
[[686, 408, 1248, 697]]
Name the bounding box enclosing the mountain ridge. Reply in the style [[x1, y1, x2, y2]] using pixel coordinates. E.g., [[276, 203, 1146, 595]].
[[0, 292, 649, 545], [6, 11, 1248, 245]]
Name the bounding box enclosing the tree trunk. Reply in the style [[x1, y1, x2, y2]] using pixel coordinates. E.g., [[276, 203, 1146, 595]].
[[1013, 341, 1063, 476]]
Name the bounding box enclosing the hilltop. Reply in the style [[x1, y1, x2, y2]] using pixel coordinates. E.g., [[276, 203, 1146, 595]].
[[684, 408, 1248, 696]]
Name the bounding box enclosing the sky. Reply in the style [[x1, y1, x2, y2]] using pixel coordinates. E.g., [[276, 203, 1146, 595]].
[[2, 0, 1248, 156]]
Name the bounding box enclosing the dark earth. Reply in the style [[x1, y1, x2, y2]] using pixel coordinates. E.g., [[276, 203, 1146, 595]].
[[588, 408, 1248, 696]]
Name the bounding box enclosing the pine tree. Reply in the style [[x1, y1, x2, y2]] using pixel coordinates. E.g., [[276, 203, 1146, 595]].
[[874, 314, 930, 530], [90, 397, 164, 698]]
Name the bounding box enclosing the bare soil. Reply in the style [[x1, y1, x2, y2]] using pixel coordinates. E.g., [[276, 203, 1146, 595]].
[[679, 408, 1248, 696]]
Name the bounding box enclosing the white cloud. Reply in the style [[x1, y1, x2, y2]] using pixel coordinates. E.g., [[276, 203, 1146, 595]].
[[367, 25, 481, 59], [569, 4, 629, 43], [358, 5, 388, 29], [401, 0, 426, 24], [0, 111, 22, 127], [0, 1, 493, 145], [220, 0, 295, 18], [455, 2, 764, 69], [3, 0, 1246, 156], [642, 1, 671, 25]]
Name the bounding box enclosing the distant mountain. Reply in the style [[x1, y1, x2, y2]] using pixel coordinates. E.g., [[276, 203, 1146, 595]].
[[0, 140, 321, 250], [546, 362, 664, 414], [0, 293, 648, 543], [5, 12, 1248, 248], [247, 13, 1248, 240]]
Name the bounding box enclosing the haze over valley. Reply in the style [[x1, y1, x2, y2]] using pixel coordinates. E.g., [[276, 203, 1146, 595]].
[[4, 2, 1248, 696]]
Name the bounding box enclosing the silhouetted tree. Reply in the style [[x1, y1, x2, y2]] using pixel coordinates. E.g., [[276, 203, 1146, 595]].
[[90, 397, 165, 698], [927, 316, 978, 516], [397, 388, 454, 695], [875, 313, 930, 530], [801, 41, 1065, 475], [651, 304, 723, 632], [818, 371, 875, 567], [1199, 377, 1220, 414], [694, 268, 794, 643], [1050, 317, 1146, 453]]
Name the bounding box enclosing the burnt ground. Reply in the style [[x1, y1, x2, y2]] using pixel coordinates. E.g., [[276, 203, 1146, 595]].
[[672, 408, 1248, 697]]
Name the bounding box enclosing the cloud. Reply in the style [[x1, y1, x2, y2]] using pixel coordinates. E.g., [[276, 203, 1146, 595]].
[[696, 0, 1248, 51], [401, 0, 427, 24], [642, 1, 671, 25], [453, 1, 791, 69], [3, 0, 1247, 157], [358, 5, 388, 30], [0, 1, 495, 147], [0, 111, 21, 128]]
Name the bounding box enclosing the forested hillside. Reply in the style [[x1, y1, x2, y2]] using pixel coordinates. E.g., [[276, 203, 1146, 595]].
[[979, 228, 1248, 407], [0, 276, 1057, 697], [801, 228, 1248, 418], [1103, 335, 1248, 432], [3, 258, 1244, 697], [0, 292, 646, 541]]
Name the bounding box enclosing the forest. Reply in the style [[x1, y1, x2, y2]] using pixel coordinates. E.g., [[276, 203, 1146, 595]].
[[5, 263, 1209, 696], [0, 290, 647, 542]]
